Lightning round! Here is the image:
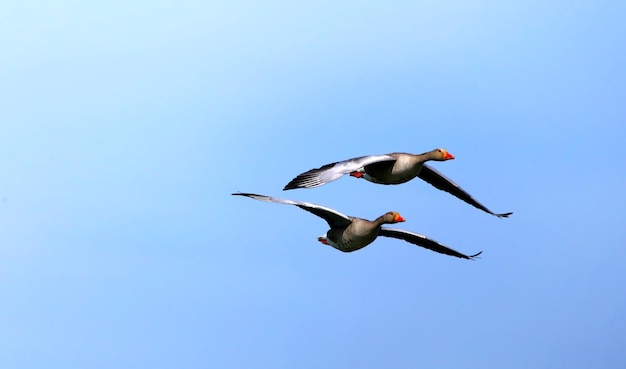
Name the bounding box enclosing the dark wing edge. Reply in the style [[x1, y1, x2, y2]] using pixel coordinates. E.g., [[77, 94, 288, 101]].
[[417, 165, 513, 218], [283, 161, 339, 190], [231, 192, 352, 228], [379, 227, 482, 260], [283, 155, 397, 190]]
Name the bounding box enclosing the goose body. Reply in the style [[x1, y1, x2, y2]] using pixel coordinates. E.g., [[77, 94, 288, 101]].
[[283, 148, 512, 218], [232, 192, 482, 260]]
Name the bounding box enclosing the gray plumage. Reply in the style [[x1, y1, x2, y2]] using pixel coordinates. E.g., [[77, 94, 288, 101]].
[[232, 192, 481, 260], [283, 148, 512, 218]]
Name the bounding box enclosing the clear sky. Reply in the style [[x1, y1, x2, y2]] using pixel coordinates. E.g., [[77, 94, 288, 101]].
[[1, 1, 625, 368]]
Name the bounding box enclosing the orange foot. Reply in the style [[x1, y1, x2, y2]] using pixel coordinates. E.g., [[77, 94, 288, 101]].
[[349, 171, 364, 178]]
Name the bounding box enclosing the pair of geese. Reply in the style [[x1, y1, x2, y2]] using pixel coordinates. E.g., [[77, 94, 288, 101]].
[[234, 149, 512, 260]]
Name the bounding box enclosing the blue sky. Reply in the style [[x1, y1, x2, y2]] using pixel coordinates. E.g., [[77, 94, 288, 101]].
[[1, 1, 625, 368]]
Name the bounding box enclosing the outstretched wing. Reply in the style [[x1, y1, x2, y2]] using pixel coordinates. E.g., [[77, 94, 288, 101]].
[[417, 164, 513, 218], [379, 227, 482, 260], [232, 192, 352, 228], [283, 154, 396, 190]]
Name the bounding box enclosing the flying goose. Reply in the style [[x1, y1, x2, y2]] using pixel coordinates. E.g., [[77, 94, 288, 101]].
[[283, 148, 512, 218], [232, 192, 482, 260]]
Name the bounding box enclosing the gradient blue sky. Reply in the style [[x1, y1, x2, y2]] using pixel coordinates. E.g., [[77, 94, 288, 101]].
[[2, 1, 625, 368]]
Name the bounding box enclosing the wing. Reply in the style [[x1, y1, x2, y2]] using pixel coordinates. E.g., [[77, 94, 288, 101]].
[[417, 165, 513, 218], [283, 154, 396, 190], [379, 227, 482, 260], [232, 192, 352, 228]]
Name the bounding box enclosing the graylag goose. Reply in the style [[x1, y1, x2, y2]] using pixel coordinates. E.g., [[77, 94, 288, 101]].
[[283, 148, 512, 218], [232, 192, 482, 260]]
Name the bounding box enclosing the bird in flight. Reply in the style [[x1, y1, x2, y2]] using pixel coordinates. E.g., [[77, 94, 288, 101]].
[[283, 148, 512, 218], [232, 192, 482, 260]]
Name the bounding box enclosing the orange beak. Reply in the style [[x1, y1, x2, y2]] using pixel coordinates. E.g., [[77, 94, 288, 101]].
[[317, 237, 328, 244], [443, 151, 455, 160], [394, 214, 406, 222]]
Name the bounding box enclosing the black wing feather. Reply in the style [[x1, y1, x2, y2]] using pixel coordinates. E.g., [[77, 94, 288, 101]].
[[232, 192, 352, 228], [379, 227, 482, 260], [417, 165, 512, 218]]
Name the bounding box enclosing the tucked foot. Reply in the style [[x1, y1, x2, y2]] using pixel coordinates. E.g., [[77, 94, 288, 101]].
[[349, 171, 364, 178]]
